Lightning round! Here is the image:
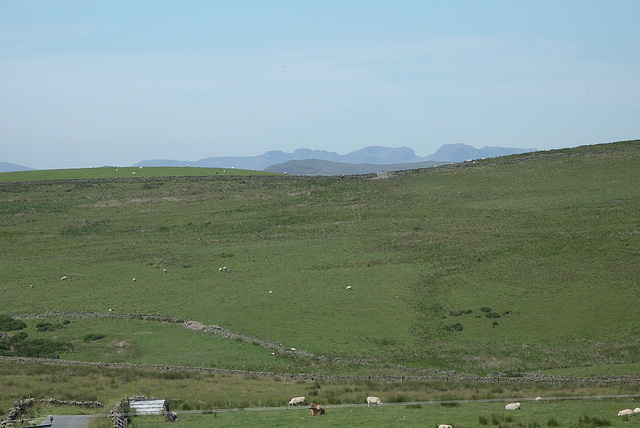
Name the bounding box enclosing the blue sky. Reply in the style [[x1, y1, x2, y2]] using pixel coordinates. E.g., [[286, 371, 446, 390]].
[[2, 1, 639, 169]]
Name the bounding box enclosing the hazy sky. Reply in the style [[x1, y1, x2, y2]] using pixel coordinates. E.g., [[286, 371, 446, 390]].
[[2, 1, 639, 169]]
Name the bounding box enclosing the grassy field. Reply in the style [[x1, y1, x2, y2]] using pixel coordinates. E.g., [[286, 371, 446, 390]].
[[5, 360, 640, 427], [1, 140, 640, 421], [0, 166, 276, 182], [123, 399, 640, 428]]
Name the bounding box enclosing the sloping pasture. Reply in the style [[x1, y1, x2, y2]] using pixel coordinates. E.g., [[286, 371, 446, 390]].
[[1, 141, 639, 377]]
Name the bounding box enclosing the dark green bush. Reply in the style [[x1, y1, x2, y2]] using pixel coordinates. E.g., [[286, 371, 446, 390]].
[[36, 322, 63, 332], [9, 332, 29, 343], [0, 315, 26, 331], [11, 338, 73, 358], [485, 312, 501, 319], [480, 307, 492, 313], [83, 333, 105, 342]]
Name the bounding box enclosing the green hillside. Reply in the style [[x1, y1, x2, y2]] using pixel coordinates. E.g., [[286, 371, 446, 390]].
[[1, 140, 639, 377]]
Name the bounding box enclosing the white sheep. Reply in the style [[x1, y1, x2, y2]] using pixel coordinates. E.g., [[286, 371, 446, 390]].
[[367, 396, 382, 407], [618, 408, 634, 416], [132, 277, 136, 282], [438, 425, 453, 428], [288, 396, 306, 406], [346, 286, 352, 290], [505, 403, 520, 411], [61, 275, 67, 280], [163, 269, 167, 273], [30, 284, 34, 288]]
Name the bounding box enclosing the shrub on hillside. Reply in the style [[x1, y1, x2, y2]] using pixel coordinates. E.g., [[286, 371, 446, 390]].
[[480, 307, 492, 313], [83, 333, 105, 342], [14, 338, 72, 357], [1, 333, 73, 358], [485, 312, 501, 319], [36, 321, 64, 332], [448, 323, 463, 332], [0, 315, 26, 331], [9, 331, 28, 343], [449, 310, 473, 317]]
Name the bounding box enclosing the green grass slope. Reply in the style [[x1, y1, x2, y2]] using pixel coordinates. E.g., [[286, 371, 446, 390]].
[[1, 140, 639, 376], [0, 166, 276, 183]]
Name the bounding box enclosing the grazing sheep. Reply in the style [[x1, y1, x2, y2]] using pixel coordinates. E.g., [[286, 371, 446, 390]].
[[288, 396, 306, 407], [635, 407, 640, 414], [61, 275, 67, 280], [535, 397, 542, 401], [346, 286, 352, 290], [163, 269, 167, 273], [505, 403, 520, 411], [618, 408, 634, 416], [29, 284, 34, 288], [132, 278, 136, 282], [367, 396, 382, 407], [439, 425, 453, 428]]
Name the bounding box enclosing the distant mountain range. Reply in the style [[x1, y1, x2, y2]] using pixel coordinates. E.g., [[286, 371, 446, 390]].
[[1, 144, 537, 174], [134, 144, 537, 173], [0, 162, 33, 173]]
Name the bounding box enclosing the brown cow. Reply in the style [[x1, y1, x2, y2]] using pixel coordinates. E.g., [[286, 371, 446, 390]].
[[308, 402, 325, 416]]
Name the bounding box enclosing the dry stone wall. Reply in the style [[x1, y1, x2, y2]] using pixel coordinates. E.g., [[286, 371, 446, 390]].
[[7, 312, 640, 386]]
